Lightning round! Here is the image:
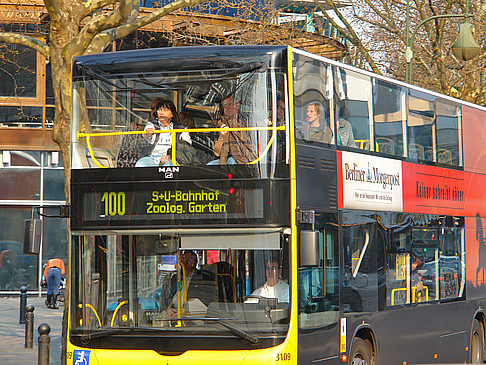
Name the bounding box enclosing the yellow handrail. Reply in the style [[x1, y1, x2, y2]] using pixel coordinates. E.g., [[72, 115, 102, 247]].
[[77, 126, 285, 138], [248, 129, 276, 165], [77, 126, 285, 168], [412, 286, 428, 303], [390, 285, 429, 305], [78, 303, 102, 328], [176, 251, 184, 327], [390, 287, 407, 306], [85, 135, 105, 168], [110, 300, 128, 327], [354, 139, 379, 152]]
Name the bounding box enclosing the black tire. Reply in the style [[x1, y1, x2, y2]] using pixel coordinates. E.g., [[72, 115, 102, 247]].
[[471, 319, 484, 363], [350, 338, 372, 365]]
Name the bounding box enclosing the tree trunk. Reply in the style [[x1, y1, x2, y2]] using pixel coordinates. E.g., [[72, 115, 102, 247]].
[[49, 15, 77, 363]]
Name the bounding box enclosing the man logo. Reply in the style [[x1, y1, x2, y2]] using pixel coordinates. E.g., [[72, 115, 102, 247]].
[[158, 166, 180, 179]]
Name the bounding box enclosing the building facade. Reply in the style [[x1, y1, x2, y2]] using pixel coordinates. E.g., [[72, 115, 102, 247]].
[[0, 0, 347, 293]]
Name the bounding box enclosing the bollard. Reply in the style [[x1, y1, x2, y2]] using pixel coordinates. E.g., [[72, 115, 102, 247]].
[[25, 305, 35, 348], [38, 323, 50, 365], [19, 285, 28, 324]]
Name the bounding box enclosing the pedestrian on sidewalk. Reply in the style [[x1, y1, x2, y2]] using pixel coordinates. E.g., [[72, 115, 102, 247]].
[[43, 258, 65, 309]]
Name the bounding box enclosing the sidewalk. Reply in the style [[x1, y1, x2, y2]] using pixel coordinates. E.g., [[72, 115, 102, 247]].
[[0, 295, 63, 364]]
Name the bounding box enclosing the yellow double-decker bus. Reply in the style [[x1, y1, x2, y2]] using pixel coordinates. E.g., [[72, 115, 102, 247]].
[[69, 45, 486, 364]]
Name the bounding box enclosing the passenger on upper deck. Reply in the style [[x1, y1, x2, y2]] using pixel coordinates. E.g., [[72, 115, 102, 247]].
[[267, 97, 286, 127], [297, 102, 332, 143], [208, 95, 257, 165], [265, 96, 287, 163], [336, 106, 356, 148], [150, 97, 165, 120], [175, 111, 216, 165], [135, 99, 191, 167]]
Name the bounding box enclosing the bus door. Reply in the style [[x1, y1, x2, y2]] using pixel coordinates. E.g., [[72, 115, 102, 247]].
[[297, 212, 340, 364]]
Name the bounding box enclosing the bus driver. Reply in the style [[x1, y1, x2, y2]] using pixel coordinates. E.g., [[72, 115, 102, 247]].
[[250, 256, 289, 303]]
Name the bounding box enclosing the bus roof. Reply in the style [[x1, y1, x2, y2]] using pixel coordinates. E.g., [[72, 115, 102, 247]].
[[72, 45, 288, 78], [73, 44, 486, 112]]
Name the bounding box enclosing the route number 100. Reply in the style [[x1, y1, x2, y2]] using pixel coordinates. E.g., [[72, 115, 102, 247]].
[[101, 192, 126, 216]]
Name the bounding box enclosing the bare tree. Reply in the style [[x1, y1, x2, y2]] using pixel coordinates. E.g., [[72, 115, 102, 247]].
[[0, 1, 214, 363], [0, 0, 347, 184], [0, 0, 213, 195], [0, 1, 350, 362], [318, 0, 485, 103]]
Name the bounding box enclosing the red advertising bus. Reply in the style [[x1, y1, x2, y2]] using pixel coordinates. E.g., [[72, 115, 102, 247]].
[[68, 45, 486, 364]]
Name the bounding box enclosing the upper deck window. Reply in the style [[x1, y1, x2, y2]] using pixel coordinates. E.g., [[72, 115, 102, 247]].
[[436, 100, 462, 166], [293, 54, 334, 145], [292, 50, 464, 168], [373, 80, 407, 158], [333, 67, 371, 150], [407, 91, 436, 161], [72, 65, 288, 175], [406, 91, 462, 166]]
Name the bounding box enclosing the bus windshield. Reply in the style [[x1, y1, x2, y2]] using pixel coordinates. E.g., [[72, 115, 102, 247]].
[[71, 229, 290, 341], [72, 65, 288, 172]]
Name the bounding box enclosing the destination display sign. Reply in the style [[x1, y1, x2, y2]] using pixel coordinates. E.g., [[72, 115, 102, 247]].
[[71, 179, 272, 229]]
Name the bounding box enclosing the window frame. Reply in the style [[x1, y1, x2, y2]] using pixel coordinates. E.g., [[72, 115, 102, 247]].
[[0, 42, 47, 128]]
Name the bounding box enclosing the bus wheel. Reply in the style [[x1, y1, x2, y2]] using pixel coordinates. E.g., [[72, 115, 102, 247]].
[[471, 319, 484, 363], [350, 338, 372, 365]]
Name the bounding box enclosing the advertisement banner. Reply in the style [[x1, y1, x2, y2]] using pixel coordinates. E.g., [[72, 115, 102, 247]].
[[402, 162, 465, 215], [339, 151, 403, 211]]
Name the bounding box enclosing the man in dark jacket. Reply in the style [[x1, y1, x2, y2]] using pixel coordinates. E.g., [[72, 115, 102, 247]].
[[161, 251, 218, 317]]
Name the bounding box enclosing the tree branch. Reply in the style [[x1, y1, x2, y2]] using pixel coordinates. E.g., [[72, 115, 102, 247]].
[[82, 0, 118, 17], [86, 0, 209, 54], [363, 0, 401, 36], [0, 33, 50, 60], [65, 0, 133, 57], [44, 0, 62, 24], [317, 0, 382, 74], [353, 13, 398, 37]]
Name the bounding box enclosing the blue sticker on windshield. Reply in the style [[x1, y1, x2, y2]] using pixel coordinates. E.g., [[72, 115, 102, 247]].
[[73, 350, 91, 365]]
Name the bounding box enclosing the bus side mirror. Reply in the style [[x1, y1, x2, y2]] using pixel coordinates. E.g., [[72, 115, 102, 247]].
[[23, 219, 42, 255], [300, 230, 320, 267]]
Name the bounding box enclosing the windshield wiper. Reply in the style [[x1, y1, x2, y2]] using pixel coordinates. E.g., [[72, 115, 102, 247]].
[[76, 317, 259, 344], [77, 327, 137, 341], [207, 318, 259, 344], [155, 317, 259, 344]]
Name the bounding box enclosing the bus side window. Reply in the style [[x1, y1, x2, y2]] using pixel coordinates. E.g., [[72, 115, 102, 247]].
[[439, 220, 464, 300], [292, 53, 333, 144], [333, 66, 371, 150], [298, 214, 339, 329], [410, 228, 439, 303], [373, 80, 406, 158], [342, 212, 386, 313]]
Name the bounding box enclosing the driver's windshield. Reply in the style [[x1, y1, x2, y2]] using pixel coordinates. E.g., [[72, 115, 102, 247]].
[[72, 230, 290, 338], [71, 66, 288, 174]]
